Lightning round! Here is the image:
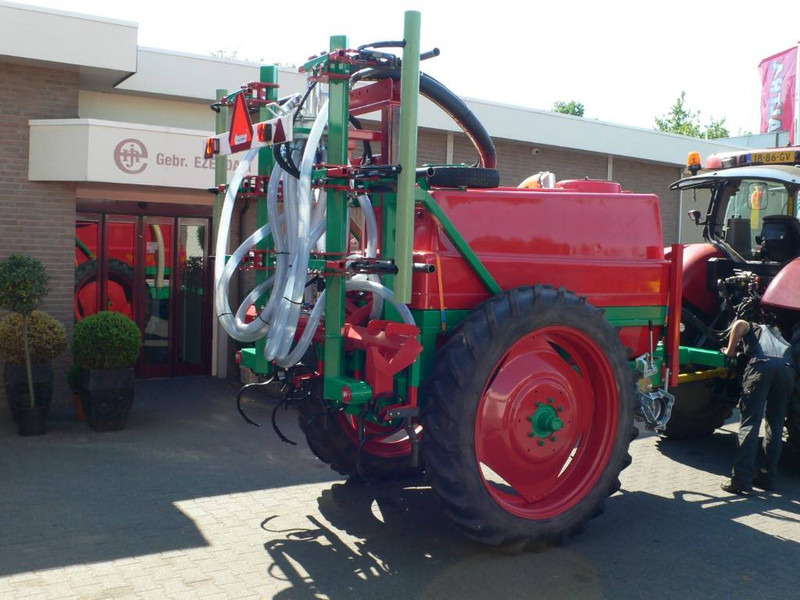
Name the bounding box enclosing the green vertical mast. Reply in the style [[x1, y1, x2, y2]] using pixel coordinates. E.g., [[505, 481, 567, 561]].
[[323, 35, 351, 401], [394, 11, 421, 304]]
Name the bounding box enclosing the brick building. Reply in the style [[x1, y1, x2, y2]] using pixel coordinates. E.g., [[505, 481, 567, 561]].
[[0, 2, 746, 409]]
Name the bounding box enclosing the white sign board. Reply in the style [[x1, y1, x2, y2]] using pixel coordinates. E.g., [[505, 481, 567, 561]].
[[29, 119, 256, 188]]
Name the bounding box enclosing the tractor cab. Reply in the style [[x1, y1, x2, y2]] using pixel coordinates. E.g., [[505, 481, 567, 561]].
[[673, 156, 800, 265], [672, 151, 800, 295]]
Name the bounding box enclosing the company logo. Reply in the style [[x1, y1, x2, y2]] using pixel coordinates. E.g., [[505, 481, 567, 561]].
[[114, 138, 148, 174]]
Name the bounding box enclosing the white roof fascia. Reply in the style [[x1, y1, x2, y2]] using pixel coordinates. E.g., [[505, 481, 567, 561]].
[[0, 1, 137, 84], [116, 48, 308, 102]]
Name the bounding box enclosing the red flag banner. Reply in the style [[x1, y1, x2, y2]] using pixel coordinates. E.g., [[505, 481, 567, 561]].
[[759, 46, 797, 144]]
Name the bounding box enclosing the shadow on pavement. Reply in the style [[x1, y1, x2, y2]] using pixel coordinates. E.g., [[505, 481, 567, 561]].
[[261, 476, 800, 600], [0, 376, 337, 577], [654, 430, 738, 477]]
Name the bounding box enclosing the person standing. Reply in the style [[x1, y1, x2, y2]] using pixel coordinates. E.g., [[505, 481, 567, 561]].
[[720, 317, 795, 494]]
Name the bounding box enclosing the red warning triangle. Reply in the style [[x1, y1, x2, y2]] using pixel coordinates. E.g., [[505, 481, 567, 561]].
[[228, 93, 253, 153], [273, 118, 287, 145]]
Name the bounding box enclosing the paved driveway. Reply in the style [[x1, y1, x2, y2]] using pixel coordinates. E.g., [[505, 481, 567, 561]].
[[1, 377, 798, 599]]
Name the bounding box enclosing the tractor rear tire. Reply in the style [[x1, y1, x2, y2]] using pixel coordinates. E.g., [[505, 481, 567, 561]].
[[74, 258, 136, 319], [421, 285, 637, 550], [662, 380, 733, 439], [425, 166, 500, 189], [295, 385, 423, 483]]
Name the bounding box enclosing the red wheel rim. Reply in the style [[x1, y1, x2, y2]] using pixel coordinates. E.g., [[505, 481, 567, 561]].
[[338, 413, 418, 459], [475, 325, 619, 519]]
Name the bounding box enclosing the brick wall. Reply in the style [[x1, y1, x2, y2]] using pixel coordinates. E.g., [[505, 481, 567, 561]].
[[417, 129, 448, 165], [0, 63, 79, 412]]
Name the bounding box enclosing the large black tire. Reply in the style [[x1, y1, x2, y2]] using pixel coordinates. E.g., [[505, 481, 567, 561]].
[[662, 380, 734, 439], [74, 258, 136, 319], [421, 286, 637, 550], [296, 382, 423, 482], [426, 166, 500, 189]]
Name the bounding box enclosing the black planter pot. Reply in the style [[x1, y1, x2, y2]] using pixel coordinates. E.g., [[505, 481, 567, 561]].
[[4, 363, 53, 429], [15, 406, 48, 436], [80, 367, 135, 432]]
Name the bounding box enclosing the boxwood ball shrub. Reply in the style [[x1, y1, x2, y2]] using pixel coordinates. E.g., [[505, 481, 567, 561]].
[[0, 254, 49, 315], [0, 311, 67, 364], [72, 311, 142, 370]]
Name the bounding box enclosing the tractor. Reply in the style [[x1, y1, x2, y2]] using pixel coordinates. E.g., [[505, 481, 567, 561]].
[[667, 147, 800, 454], [206, 12, 682, 550]]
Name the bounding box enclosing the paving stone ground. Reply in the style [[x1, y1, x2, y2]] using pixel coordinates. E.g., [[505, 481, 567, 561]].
[[1, 377, 798, 600]]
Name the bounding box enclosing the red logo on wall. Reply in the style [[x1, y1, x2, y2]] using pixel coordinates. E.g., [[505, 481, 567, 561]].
[[114, 138, 149, 174]]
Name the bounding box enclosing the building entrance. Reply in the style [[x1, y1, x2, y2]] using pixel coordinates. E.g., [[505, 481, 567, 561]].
[[75, 213, 211, 377]]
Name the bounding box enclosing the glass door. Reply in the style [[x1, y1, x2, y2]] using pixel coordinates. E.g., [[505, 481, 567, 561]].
[[74, 214, 137, 321], [174, 219, 211, 375], [75, 213, 211, 378], [140, 217, 174, 378]]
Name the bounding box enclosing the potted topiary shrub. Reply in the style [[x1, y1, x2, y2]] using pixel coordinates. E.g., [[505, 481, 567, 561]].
[[72, 311, 141, 432], [0, 311, 67, 434], [0, 254, 64, 436]]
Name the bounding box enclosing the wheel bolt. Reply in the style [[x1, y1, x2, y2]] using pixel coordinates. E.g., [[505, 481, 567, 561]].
[[557, 406, 563, 412], [550, 436, 557, 442], [538, 440, 545, 446]]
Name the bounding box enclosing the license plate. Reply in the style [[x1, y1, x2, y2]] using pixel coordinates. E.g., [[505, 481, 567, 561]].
[[749, 150, 798, 164]]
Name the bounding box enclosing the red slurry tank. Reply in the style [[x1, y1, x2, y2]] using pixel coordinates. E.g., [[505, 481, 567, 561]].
[[412, 180, 671, 357]]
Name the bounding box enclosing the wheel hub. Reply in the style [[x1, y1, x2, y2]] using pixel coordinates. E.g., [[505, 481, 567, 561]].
[[528, 401, 564, 439]]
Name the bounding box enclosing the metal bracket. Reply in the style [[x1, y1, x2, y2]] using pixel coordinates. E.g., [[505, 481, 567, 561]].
[[636, 389, 675, 431]]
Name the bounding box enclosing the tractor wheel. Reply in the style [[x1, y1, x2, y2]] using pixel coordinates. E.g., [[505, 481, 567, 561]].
[[74, 258, 136, 320], [662, 380, 733, 439], [295, 383, 423, 482], [421, 286, 637, 550], [426, 166, 500, 189]]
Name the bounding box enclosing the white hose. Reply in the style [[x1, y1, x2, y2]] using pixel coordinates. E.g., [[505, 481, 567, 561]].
[[214, 100, 415, 369], [214, 148, 261, 341], [265, 101, 329, 362]]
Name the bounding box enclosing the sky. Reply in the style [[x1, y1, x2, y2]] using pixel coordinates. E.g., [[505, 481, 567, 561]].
[[13, 0, 800, 135]]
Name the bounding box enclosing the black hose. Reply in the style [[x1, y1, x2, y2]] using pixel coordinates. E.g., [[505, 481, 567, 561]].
[[351, 68, 497, 169], [273, 143, 300, 178]]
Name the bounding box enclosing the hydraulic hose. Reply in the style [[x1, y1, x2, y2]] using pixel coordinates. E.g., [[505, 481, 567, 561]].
[[352, 68, 497, 169]]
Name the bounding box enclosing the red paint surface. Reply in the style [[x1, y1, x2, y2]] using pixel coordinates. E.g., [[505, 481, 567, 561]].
[[677, 243, 723, 315], [763, 257, 800, 310], [412, 186, 668, 311]]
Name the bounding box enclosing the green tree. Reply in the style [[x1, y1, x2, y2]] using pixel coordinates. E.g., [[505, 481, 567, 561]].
[[553, 100, 585, 117], [655, 91, 729, 139], [704, 118, 730, 140]]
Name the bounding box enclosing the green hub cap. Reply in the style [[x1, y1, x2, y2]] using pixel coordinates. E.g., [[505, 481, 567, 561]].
[[528, 402, 564, 439]]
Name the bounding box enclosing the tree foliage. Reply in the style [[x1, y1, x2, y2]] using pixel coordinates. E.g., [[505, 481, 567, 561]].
[[654, 91, 729, 139], [553, 100, 585, 117]]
